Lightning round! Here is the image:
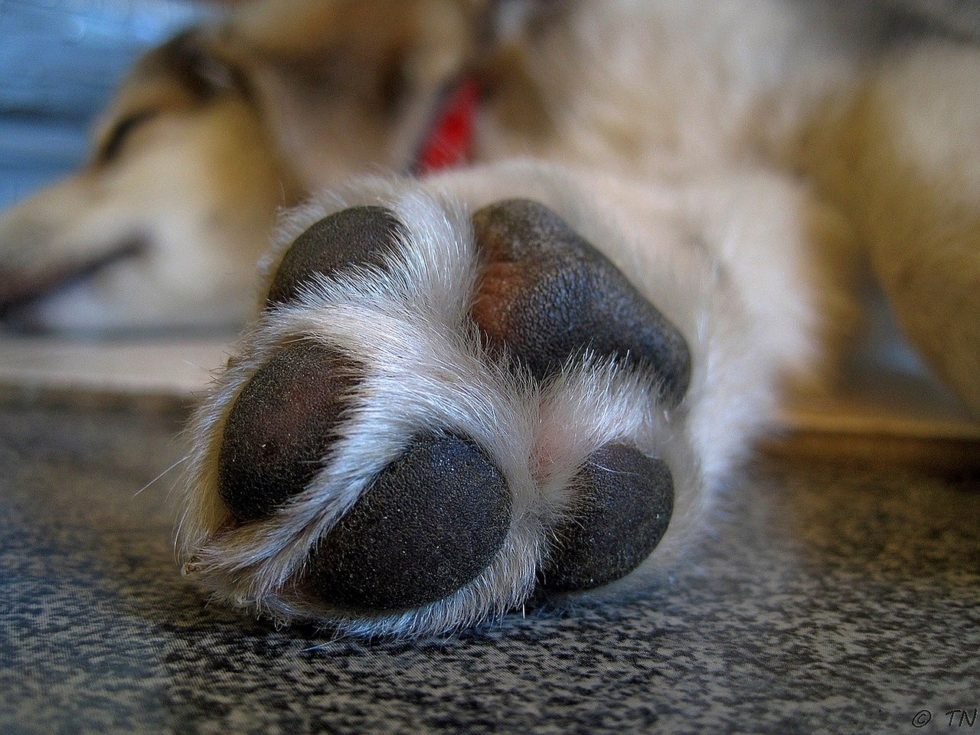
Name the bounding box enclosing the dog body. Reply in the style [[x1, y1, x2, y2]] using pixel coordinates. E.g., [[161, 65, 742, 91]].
[[2, 0, 978, 634]]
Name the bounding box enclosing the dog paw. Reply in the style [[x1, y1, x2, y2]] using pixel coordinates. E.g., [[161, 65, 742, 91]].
[[180, 186, 694, 636]]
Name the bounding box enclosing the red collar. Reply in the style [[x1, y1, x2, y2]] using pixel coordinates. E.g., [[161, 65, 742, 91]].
[[411, 76, 480, 176]]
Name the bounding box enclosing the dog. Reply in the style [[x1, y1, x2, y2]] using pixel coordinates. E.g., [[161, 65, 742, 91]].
[[1, 0, 977, 636]]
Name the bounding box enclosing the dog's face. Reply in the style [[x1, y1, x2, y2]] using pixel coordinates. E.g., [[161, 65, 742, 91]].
[[0, 1, 484, 332], [0, 32, 296, 332]]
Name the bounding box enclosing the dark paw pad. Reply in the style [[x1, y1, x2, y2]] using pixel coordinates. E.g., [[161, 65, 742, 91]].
[[306, 434, 511, 613], [540, 444, 673, 592], [266, 206, 403, 305], [472, 199, 691, 405], [217, 341, 360, 523]]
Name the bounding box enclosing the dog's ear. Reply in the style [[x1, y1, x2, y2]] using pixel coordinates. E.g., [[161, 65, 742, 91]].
[[215, 0, 561, 58], [147, 29, 254, 103], [89, 28, 256, 166]]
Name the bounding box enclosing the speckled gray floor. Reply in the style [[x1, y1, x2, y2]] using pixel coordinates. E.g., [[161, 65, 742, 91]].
[[0, 402, 977, 735]]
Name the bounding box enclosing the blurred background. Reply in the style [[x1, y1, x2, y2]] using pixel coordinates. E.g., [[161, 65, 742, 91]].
[[0, 0, 212, 209]]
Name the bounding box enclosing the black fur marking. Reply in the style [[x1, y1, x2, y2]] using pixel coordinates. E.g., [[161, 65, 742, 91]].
[[217, 342, 358, 524], [540, 444, 673, 592], [307, 434, 510, 613], [267, 206, 403, 305], [472, 199, 691, 406], [97, 111, 158, 164]]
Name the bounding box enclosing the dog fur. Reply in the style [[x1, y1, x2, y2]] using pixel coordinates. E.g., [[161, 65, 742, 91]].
[[2, 0, 978, 635]]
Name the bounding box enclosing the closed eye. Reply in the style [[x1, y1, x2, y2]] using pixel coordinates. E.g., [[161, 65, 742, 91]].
[[97, 110, 158, 164]]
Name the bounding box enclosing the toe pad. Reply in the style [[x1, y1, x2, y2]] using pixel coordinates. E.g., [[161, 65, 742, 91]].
[[541, 444, 673, 592], [472, 199, 691, 406], [217, 342, 359, 524], [267, 206, 402, 305], [307, 434, 511, 613]]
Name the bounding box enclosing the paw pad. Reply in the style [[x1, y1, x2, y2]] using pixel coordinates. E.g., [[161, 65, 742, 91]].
[[472, 199, 691, 406], [218, 341, 358, 523], [307, 434, 510, 612], [266, 206, 402, 305], [540, 444, 674, 592], [193, 196, 690, 633]]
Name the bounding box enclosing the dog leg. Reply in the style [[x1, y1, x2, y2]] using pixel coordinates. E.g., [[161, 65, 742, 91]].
[[810, 41, 980, 414], [178, 161, 813, 636]]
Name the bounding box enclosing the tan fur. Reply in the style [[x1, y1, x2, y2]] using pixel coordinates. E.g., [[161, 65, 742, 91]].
[[802, 41, 980, 411]]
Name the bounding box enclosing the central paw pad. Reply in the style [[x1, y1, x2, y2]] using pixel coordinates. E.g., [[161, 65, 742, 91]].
[[189, 195, 691, 633]]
